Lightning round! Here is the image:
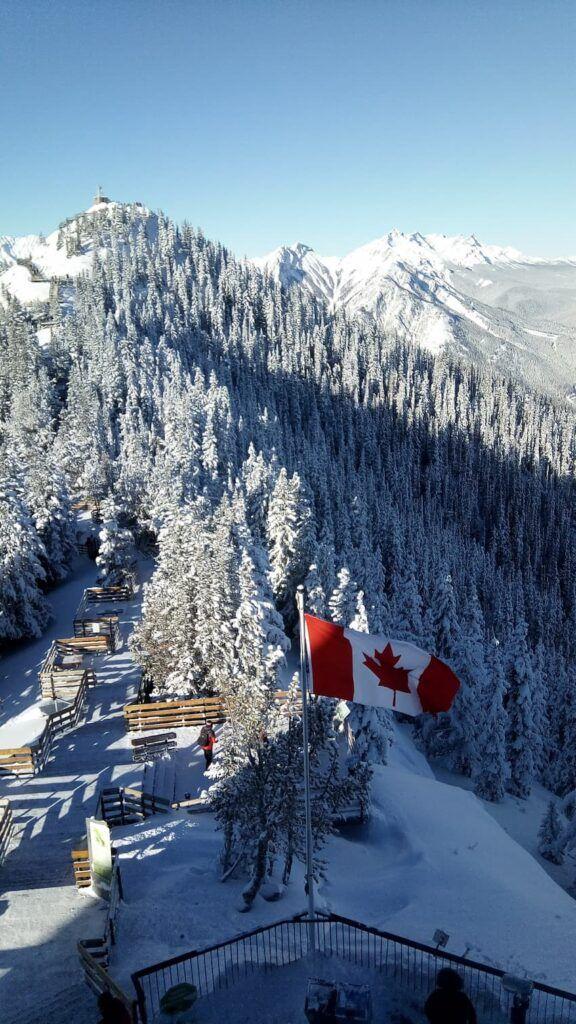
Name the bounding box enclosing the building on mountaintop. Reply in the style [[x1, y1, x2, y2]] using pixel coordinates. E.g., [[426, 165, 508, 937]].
[[93, 185, 110, 205]]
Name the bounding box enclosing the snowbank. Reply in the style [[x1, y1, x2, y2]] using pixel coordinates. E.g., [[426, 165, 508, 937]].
[[0, 704, 47, 748], [329, 764, 576, 989], [110, 728, 576, 995]]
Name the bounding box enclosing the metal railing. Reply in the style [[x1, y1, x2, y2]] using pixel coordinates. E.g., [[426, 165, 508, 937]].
[[131, 913, 576, 1024]]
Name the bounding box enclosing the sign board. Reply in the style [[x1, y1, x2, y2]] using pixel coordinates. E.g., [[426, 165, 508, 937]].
[[86, 817, 112, 898]]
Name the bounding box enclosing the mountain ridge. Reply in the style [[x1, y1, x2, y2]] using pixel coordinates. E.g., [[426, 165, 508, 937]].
[[254, 229, 576, 396], [2, 199, 575, 397]]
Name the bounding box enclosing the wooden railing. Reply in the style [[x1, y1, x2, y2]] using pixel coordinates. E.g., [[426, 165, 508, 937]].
[[39, 643, 97, 699], [56, 634, 112, 655], [97, 786, 172, 827], [124, 695, 226, 732], [0, 674, 89, 777], [77, 858, 138, 1021], [77, 941, 137, 1023], [0, 798, 14, 865], [86, 584, 133, 602], [124, 690, 298, 733]]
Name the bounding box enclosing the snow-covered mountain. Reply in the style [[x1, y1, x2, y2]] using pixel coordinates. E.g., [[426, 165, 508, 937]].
[[3, 197, 576, 397], [0, 196, 154, 345], [255, 231, 576, 397]]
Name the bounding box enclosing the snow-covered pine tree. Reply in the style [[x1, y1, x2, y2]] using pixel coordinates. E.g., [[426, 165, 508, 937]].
[[96, 495, 136, 587], [418, 570, 461, 759], [267, 468, 314, 630], [537, 800, 565, 864], [390, 555, 425, 645], [448, 581, 488, 777], [304, 562, 327, 617], [0, 464, 50, 643], [428, 572, 460, 662], [329, 566, 357, 626], [226, 546, 289, 738], [130, 504, 206, 697], [505, 614, 537, 799], [473, 639, 509, 802], [362, 546, 391, 634]]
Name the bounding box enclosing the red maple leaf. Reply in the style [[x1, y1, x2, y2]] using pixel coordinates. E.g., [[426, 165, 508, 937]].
[[363, 643, 411, 707]]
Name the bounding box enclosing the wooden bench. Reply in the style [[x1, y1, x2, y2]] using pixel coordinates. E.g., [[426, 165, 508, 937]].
[[124, 695, 227, 732], [131, 732, 177, 762]]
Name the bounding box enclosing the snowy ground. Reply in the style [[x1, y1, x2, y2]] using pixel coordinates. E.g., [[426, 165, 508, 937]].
[[109, 723, 576, 1007], [3, 562, 576, 1023], [0, 557, 98, 731], [433, 759, 576, 896], [192, 956, 434, 1024], [0, 559, 150, 1024]]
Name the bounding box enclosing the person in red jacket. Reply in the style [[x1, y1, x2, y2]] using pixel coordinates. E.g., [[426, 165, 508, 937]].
[[425, 968, 477, 1024], [198, 721, 217, 771]]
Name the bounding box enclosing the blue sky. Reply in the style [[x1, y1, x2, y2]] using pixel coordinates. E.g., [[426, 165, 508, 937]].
[[0, 0, 574, 256]]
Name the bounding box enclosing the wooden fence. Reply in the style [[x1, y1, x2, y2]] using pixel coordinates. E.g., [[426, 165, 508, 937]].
[[73, 611, 120, 650], [39, 642, 97, 699], [97, 786, 172, 827], [71, 839, 91, 888], [56, 634, 112, 655], [0, 798, 14, 865], [124, 690, 298, 733], [0, 674, 88, 777], [86, 584, 133, 602], [77, 858, 138, 1021]]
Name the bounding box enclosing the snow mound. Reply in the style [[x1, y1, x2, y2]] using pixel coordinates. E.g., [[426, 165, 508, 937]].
[[328, 763, 576, 989]]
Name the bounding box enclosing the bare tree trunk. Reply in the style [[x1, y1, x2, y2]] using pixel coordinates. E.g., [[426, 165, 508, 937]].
[[242, 831, 269, 908], [282, 845, 294, 886]]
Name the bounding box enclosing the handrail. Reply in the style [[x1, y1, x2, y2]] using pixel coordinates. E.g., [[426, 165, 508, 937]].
[[130, 911, 576, 1024]]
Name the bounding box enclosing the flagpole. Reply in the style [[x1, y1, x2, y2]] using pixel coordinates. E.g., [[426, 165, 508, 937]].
[[296, 584, 316, 951]]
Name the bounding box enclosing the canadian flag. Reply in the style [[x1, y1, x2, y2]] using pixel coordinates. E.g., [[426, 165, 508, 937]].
[[304, 614, 460, 717]]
